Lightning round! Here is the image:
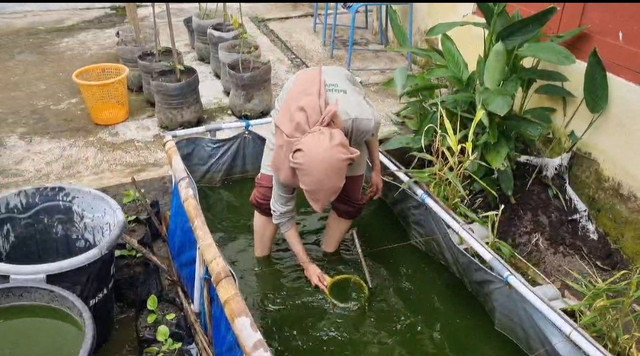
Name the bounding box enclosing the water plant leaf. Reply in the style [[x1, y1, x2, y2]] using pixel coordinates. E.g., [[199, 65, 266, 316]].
[[388, 6, 409, 48], [517, 42, 576, 66], [156, 325, 170, 342], [523, 106, 556, 124], [483, 135, 509, 168], [380, 134, 421, 151], [402, 81, 447, 98], [147, 294, 158, 311], [549, 25, 589, 44], [484, 41, 507, 89], [535, 83, 576, 98], [147, 313, 157, 324], [568, 130, 580, 144], [440, 33, 469, 83], [583, 48, 609, 114], [518, 67, 569, 82], [480, 87, 514, 116], [165, 313, 176, 321], [393, 66, 409, 96], [496, 5, 558, 49], [426, 21, 487, 37], [144, 347, 160, 354], [497, 165, 514, 196]]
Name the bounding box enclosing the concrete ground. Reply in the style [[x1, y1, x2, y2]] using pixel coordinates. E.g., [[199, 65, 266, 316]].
[[0, 3, 405, 195]]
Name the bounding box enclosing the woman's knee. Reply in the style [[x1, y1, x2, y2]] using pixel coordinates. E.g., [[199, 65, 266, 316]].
[[250, 173, 273, 217]]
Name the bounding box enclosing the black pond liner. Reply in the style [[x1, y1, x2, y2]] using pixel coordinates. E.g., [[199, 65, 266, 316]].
[[164, 119, 612, 356], [0, 185, 125, 350]]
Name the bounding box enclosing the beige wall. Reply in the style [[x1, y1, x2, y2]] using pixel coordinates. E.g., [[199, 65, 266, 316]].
[[395, 3, 640, 196]]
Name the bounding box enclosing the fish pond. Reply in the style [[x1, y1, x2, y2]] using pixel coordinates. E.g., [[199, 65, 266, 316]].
[[199, 178, 526, 355]]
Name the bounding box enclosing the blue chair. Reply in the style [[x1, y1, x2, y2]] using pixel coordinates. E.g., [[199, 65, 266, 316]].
[[313, 3, 372, 46], [329, 3, 414, 72]]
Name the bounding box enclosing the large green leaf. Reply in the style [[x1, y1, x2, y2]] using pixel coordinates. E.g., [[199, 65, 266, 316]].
[[380, 134, 422, 151], [483, 135, 509, 168], [388, 6, 409, 48], [476, 3, 496, 25], [535, 83, 576, 98], [497, 165, 514, 196], [480, 87, 514, 116], [549, 26, 589, 44], [517, 42, 576, 65], [393, 66, 409, 96], [504, 115, 549, 140], [518, 67, 569, 82], [402, 82, 448, 98], [583, 48, 609, 114], [440, 33, 470, 84], [523, 106, 556, 124], [392, 47, 446, 65], [423, 67, 457, 80], [484, 41, 507, 89], [496, 5, 558, 49], [426, 21, 488, 37], [156, 325, 170, 342]]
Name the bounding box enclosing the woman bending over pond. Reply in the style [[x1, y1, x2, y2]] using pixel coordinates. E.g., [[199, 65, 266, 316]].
[[249, 65, 383, 292]]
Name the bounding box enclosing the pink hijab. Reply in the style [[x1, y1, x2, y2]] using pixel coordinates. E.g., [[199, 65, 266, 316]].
[[271, 66, 360, 212]]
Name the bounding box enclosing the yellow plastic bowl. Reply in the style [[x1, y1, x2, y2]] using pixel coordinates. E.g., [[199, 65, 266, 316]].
[[325, 274, 369, 309], [72, 63, 130, 126]]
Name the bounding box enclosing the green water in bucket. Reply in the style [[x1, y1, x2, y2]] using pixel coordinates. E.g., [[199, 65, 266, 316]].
[[199, 179, 527, 355], [0, 303, 84, 356]]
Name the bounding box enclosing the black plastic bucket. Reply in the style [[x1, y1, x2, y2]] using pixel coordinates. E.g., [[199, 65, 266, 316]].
[[0, 185, 125, 349]]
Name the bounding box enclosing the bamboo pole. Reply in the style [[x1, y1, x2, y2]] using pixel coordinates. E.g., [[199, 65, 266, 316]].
[[164, 3, 181, 80], [125, 3, 142, 44], [164, 138, 273, 356]]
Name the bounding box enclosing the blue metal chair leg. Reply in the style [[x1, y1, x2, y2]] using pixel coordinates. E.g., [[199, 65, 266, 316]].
[[313, 3, 319, 32], [378, 5, 384, 45], [330, 2, 339, 58], [322, 2, 330, 46], [346, 10, 357, 70]]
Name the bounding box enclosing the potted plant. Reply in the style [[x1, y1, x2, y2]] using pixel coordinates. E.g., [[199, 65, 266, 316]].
[[183, 15, 195, 50], [226, 57, 272, 119], [151, 4, 203, 130], [138, 4, 185, 105], [218, 8, 261, 94], [207, 4, 246, 78], [193, 3, 224, 63]]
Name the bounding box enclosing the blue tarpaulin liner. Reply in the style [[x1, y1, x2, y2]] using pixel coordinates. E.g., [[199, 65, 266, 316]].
[[168, 128, 265, 356], [165, 122, 608, 356]]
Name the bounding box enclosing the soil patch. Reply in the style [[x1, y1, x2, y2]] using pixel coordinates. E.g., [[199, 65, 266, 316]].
[[497, 163, 630, 285]]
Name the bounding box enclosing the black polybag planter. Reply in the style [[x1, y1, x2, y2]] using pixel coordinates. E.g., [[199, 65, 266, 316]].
[[151, 65, 203, 130]]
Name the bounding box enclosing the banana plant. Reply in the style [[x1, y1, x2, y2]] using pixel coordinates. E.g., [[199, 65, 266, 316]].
[[383, 4, 607, 199]]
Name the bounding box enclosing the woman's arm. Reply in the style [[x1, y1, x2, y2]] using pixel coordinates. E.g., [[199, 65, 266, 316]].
[[271, 177, 328, 291], [365, 135, 383, 200]]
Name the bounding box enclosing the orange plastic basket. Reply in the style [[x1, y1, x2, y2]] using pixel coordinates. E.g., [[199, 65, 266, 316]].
[[72, 63, 130, 125]]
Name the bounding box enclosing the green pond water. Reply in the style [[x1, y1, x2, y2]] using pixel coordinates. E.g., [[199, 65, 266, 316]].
[[0, 303, 84, 356], [199, 179, 526, 355]]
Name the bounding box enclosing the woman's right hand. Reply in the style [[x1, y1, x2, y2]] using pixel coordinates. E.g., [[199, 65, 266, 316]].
[[303, 262, 328, 293]]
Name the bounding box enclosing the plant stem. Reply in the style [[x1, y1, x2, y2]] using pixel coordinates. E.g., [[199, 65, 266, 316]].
[[152, 3, 159, 62], [566, 113, 602, 153], [239, 2, 244, 26], [223, 3, 228, 23], [563, 97, 585, 130], [164, 3, 181, 81]]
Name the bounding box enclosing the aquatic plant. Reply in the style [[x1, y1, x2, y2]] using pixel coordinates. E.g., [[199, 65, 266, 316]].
[[383, 3, 607, 199], [564, 266, 640, 356]]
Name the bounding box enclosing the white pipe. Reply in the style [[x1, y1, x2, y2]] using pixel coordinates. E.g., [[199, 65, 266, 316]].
[[192, 246, 203, 313], [378, 152, 610, 356], [166, 117, 273, 138]]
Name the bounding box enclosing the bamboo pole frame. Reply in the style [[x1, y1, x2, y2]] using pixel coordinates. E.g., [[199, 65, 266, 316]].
[[164, 137, 273, 356]]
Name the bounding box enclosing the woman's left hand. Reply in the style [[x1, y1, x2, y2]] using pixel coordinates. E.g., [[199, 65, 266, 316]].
[[367, 168, 383, 201]]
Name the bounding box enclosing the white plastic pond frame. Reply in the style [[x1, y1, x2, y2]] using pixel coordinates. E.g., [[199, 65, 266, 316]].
[[165, 118, 611, 356]]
